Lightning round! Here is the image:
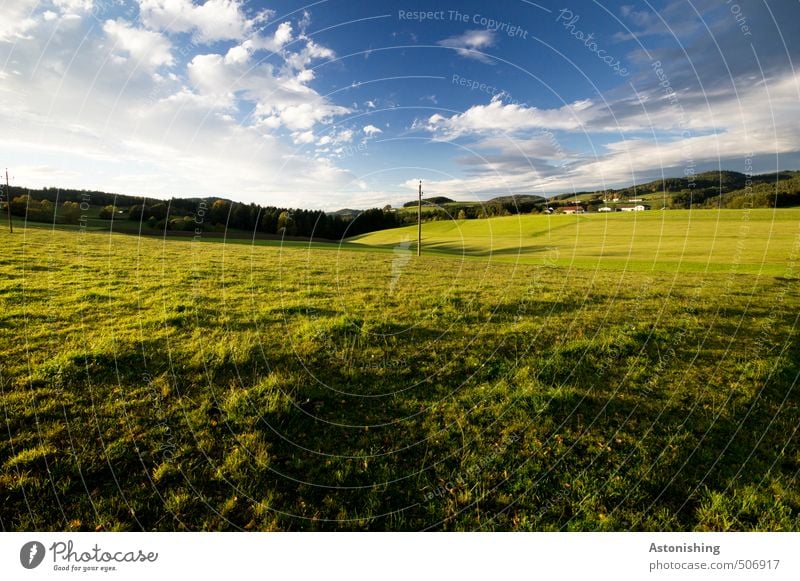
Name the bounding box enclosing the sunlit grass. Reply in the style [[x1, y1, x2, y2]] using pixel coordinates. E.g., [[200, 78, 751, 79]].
[[1, 218, 799, 531]]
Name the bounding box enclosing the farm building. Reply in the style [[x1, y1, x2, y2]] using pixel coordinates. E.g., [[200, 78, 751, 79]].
[[598, 207, 614, 212], [560, 205, 586, 214], [619, 205, 648, 212]]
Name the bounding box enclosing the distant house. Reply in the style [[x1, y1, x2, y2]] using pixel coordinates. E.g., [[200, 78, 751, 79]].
[[619, 205, 648, 212], [561, 205, 586, 214], [598, 206, 614, 212]]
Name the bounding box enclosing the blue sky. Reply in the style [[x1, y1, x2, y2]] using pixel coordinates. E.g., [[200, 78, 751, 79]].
[[1, 0, 799, 209]]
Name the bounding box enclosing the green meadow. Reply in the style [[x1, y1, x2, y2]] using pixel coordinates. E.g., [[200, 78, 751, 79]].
[[1, 208, 799, 531], [350, 209, 800, 274]]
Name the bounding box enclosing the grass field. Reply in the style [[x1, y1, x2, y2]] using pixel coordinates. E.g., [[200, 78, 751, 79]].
[[1, 209, 799, 531], [349, 209, 800, 274]]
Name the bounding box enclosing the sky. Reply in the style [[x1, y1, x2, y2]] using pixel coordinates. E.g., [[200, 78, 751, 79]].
[[1, 0, 799, 210]]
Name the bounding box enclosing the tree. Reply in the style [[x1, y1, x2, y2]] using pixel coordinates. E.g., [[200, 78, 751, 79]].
[[209, 200, 229, 225], [99, 205, 116, 219], [148, 203, 169, 220], [277, 210, 290, 233], [259, 207, 279, 234], [128, 205, 148, 220], [9, 195, 30, 217], [61, 201, 81, 224], [38, 199, 54, 220]]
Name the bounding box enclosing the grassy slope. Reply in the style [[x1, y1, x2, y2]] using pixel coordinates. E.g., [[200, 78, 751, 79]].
[[0, 217, 799, 531], [348, 209, 800, 274]]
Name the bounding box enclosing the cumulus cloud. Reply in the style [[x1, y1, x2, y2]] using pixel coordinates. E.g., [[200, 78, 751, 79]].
[[363, 124, 382, 136], [415, 68, 800, 197], [104, 19, 174, 69], [0, 5, 356, 207], [224, 21, 294, 65], [422, 96, 596, 139], [56, 0, 92, 9], [137, 0, 270, 43], [0, 0, 40, 41], [437, 30, 496, 64]]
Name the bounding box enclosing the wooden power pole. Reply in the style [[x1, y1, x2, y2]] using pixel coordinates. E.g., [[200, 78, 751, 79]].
[[417, 180, 422, 256], [5, 169, 11, 234]]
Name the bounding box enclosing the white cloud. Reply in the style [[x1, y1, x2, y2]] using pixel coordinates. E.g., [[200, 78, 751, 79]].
[[296, 69, 314, 83], [423, 96, 595, 139], [271, 21, 293, 50], [53, 0, 93, 12], [0, 0, 40, 41], [614, 1, 704, 42], [104, 19, 174, 69], [138, 0, 258, 43], [0, 5, 357, 208], [292, 130, 315, 144], [223, 21, 294, 65], [363, 124, 382, 137], [316, 127, 354, 148], [437, 30, 496, 64], [186, 23, 346, 133], [223, 43, 249, 65], [275, 102, 348, 131], [284, 39, 335, 72], [415, 70, 800, 197]]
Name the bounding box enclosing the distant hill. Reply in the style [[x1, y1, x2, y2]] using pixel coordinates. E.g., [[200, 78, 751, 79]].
[[402, 196, 454, 207], [487, 194, 546, 205], [547, 170, 800, 210], [329, 208, 362, 218]]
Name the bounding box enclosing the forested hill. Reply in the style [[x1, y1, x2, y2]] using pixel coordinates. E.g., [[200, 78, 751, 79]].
[[0, 186, 405, 241], [3, 169, 800, 240]]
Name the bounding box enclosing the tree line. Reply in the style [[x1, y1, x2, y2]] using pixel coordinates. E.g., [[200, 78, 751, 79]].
[[1, 190, 406, 240]]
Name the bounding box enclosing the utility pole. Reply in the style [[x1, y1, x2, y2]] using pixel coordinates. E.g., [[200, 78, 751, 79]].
[[417, 180, 422, 256], [5, 169, 11, 234]]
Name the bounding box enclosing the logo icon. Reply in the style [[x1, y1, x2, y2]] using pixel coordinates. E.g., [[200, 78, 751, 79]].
[[20, 541, 45, 569]]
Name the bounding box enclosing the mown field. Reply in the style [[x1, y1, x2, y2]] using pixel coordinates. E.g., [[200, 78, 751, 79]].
[[1, 209, 800, 531], [350, 209, 800, 274]]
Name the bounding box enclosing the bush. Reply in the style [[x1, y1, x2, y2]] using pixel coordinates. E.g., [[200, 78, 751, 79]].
[[61, 201, 81, 224], [98, 205, 115, 219]]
